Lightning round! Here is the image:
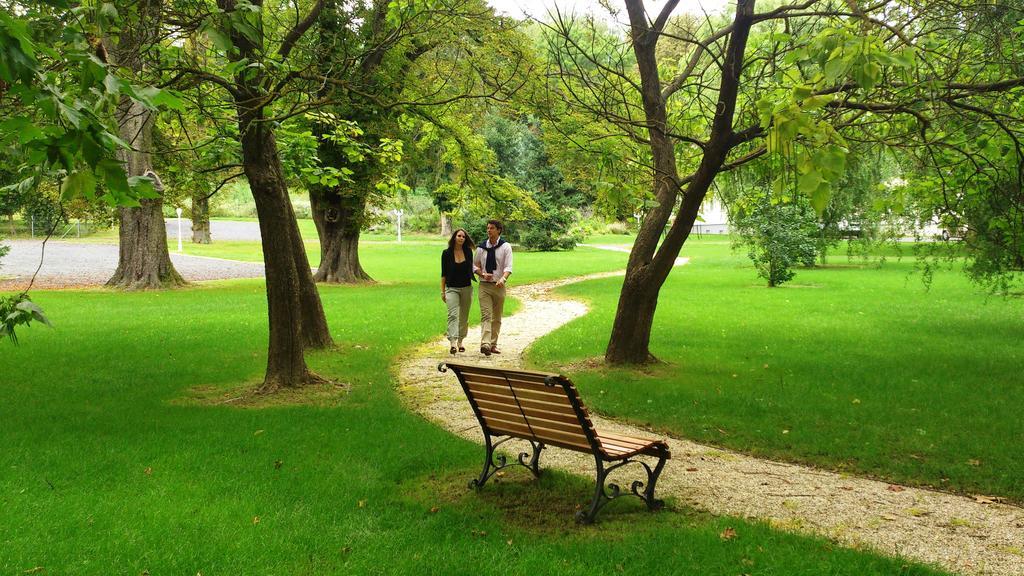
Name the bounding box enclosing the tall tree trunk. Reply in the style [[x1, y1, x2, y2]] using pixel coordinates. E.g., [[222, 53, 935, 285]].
[[440, 213, 452, 236], [310, 186, 373, 283], [289, 202, 333, 347], [105, 96, 186, 289], [218, 0, 333, 390], [191, 193, 211, 243], [606, 0, 755, 364], [241, 120, 331, 391], [103, 0, 185, 289]]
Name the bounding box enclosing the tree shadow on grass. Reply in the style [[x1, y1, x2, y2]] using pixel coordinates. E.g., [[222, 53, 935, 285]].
[[400, 464, 675, 537], [172, 378, 349, 409]]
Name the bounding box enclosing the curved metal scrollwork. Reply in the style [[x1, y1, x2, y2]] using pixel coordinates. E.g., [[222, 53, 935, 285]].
[[576, 456, 667, 524], [469, 435, 545, 490]]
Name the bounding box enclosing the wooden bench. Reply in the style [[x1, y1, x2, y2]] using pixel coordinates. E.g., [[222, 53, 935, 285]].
[[438, 361, 671, 523]]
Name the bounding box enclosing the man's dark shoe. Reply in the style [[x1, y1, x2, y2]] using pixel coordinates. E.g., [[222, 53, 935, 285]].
[[489, 345, 501, 355], [480, 345, 491, 356]]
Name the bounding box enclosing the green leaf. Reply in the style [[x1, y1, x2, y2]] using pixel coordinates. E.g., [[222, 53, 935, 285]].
[[137, 86, 184, 111], [60, 169, 97, 200], [823, 57, 847, 82], [97, 158, 129, 196], [127, 176, 158, 198], [798, 171, 824, 196], [802, 95, 833, 110], [15, 300, 52, 327], [205, 27, 233, 53], [103, 73, 124, 95], [810, 181, 831, 214], [893, 49, 915, 68]]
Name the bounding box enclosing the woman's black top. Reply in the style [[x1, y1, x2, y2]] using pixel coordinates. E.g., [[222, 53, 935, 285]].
[[441, 248, 474, 288]]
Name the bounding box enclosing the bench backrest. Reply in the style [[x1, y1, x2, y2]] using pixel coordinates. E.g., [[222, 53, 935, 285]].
[[441, 362, 601, 454]]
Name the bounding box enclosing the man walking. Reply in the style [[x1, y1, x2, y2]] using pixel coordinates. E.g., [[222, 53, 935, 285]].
[[474, 219, 512, 356]]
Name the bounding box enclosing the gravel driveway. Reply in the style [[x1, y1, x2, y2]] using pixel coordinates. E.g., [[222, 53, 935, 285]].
[[165, 219, 263, 241], [0, 240, 265, 290]]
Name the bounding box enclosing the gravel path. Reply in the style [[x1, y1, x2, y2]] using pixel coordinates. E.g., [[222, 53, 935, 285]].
[[0, 240, 264, 289], [165, 219, 263, 241], [397, 265, 1024, 576]]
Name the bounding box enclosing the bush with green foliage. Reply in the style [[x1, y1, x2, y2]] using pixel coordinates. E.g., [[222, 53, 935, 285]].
[[482, 115, 582, 251], [0, 293, 51, 345], [518, 206, 581, 251], [733, 196, 819, 287], [20, 190, 66, 235], [401, 193, 442, 233]]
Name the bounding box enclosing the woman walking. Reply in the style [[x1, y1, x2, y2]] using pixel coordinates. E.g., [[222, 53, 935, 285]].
[[441, 229, 476, 354]]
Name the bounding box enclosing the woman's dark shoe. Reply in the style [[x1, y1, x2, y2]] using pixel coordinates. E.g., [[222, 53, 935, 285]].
[[449, 346, 457, 355], [480, 345, 491, 356], [490, 345, 501, 355], [458, 346, 466, 353]]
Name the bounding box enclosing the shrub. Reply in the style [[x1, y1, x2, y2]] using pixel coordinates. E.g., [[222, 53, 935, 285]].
[[732, 196, 819, 287], [603, 221, 632, 235], [21, 190, 67, 235], [517, 206, 581, 251]]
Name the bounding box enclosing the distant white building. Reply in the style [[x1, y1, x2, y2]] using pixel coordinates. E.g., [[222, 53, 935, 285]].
[[691, 196, 730, 234]]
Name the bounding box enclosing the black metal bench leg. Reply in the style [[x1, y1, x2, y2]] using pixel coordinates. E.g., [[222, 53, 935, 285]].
[[642, 453, 668, 511], [576, 458, 609, 524], [470, 434, 501, 489], [518, 441, 545, 478]]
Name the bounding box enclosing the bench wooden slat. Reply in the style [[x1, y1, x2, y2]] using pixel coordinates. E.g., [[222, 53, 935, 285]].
[[462, 375, 569, 397], [474, 398, 585, 426], [466, 385, 578, 414], [457, 366, 558, 382], [468, 381, 581, 407], [477, 405, 594, 436], [469, 389, 579, 418], [598, 430, 661, 445], [464, 378, 569, 403], [487, 420, 593, 452]]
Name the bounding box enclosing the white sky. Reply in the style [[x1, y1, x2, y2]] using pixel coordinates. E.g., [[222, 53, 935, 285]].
[[486, 0, 730, 26]]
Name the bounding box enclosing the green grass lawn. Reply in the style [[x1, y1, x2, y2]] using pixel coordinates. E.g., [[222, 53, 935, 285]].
[[529, 239, 1024, 502], [174, 238, 631, 286], [0, 245, 947, 574]]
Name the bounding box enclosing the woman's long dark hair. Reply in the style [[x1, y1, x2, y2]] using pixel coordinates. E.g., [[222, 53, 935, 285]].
[[446, 228, 475, 255]]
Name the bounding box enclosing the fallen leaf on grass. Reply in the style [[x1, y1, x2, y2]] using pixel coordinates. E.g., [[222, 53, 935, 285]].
[[357, 500, 366, 508], [967, 459, 981, 467], [252, 516, 260, 525], [273, 460, 282, 469], [429, 506, 440, 513], [23, 568, 44, 574], [886, 485, 905, 493], [720, 527, 737, 540], [144, 467, 152, 476]]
